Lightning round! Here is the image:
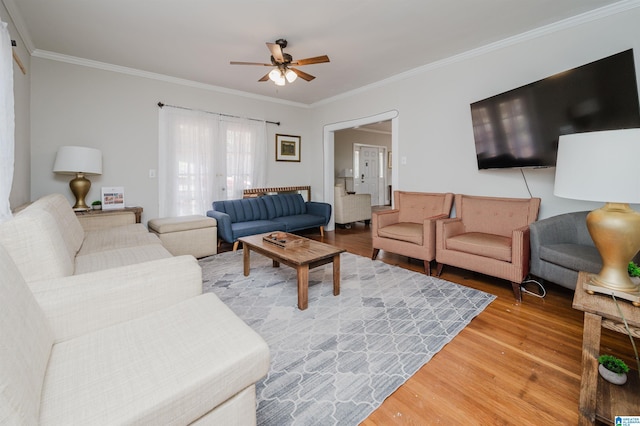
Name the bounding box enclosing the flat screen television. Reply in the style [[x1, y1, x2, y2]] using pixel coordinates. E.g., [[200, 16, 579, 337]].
[[470, 49, 640, 170]]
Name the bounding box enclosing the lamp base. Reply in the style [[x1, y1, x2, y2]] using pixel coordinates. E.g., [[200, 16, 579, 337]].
[[585, 274, 640, 307]]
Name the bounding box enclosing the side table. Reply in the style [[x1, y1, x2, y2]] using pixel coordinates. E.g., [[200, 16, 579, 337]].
[[573, 271, 640, 425]]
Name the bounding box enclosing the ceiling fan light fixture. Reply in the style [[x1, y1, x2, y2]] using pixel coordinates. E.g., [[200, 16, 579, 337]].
[[285, 68, 297, 83], [268, 68, 281, 82]]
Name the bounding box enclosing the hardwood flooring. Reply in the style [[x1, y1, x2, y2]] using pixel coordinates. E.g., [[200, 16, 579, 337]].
[[221, 223, 637, 424], [303, 223, 637, 425]]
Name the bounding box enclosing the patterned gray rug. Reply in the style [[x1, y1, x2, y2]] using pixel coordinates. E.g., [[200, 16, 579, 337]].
[[200, 251, 495, 425]]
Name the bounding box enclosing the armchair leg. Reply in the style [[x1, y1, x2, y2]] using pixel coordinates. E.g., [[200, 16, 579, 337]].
[[435, 263, 444, 277], [511, 282, 522, 303], [423, 260, 431, 276], [320, 226, 324, 237], [371, 248, 380, 260]]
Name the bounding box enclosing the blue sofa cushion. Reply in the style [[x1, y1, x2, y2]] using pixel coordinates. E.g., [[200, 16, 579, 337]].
[[231, 220, 285, 239], [262, 194, 306, 219], [212, 198, 268, 223], [272, 214, 327, 232]]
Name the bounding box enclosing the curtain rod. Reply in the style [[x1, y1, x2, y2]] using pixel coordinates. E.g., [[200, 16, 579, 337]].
[[157, 102, 280, 126]]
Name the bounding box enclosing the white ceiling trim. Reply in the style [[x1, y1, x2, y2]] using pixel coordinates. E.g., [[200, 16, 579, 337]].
[[31, 49, 310, 109], [312, 0, 640, 108]]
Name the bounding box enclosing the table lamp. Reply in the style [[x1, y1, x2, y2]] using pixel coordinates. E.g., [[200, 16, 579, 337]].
[[554, 129, 640, 305], [53, 146, 103, 211], [337, 168, 353, 189]]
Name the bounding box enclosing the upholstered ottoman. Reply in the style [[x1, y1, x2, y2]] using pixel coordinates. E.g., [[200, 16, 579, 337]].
[[148, 215, 217, 258]]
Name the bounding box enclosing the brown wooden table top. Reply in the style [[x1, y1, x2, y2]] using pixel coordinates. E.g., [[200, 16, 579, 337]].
[[238, 233, 346, 265], [573, 272, 640, 327]]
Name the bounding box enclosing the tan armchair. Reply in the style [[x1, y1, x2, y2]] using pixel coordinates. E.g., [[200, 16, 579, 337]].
[[372, 191, 454, 274], [334, 185, 372, 226], [435, 194, 541, 302]]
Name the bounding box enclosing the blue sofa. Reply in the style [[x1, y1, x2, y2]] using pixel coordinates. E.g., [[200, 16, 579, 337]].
[[206, 193, 331, 250]]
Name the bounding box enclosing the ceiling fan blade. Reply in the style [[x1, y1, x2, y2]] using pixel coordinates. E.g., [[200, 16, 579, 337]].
[[291, 55, 330, 66], [266, 42, 284, 63], [230, 61, 272, 66], [291, 67, 315, 81], [258, 73, 270, 82]]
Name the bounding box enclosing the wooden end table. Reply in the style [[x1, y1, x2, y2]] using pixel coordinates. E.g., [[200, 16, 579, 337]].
[[573, 271, 640, 425], [238, 233, 346, 310]]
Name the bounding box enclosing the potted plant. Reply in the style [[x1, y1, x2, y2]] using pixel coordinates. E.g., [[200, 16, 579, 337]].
[[598, 354, 629, 385], [91, 200, 102, 210]]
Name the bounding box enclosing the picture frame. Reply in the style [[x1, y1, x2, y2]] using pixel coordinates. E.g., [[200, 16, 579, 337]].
[[388, 151, 392, 169], [276, 134, 301, 162], [101, 186, 125, 210]]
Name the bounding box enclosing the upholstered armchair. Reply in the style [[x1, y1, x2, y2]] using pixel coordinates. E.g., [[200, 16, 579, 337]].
[[334, 185, 372, 226], [435, 194, 541, 302], [372, 191, 454, 275]]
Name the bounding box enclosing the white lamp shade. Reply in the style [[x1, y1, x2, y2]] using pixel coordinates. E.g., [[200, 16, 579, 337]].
[[53, 146, 103, 175], [554, 129, 640, 204], [285, 68, 297, 83], [337, 168, 353, 178]]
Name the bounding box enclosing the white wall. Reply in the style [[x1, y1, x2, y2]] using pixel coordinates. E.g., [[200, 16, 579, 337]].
[[30, 58, 316, 222], [312, 7, 640, 219]]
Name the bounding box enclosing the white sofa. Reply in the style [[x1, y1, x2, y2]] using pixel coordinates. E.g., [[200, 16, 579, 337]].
[[0, 194, 271, 424], [333, 185, 371, 226]]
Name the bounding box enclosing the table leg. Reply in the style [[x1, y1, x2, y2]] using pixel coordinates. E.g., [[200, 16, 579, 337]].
[[243, 246, 250, 276], [333, 254, 341, 296], [297, 264, 309, 310], [272, 260, 280, 268], [578, 312, 602, 426]]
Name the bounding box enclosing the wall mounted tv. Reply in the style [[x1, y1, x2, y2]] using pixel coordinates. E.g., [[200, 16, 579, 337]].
[[470, 49, 640, 170]]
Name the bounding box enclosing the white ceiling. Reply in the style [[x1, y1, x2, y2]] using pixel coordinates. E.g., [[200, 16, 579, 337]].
[[3, 0, 633, 105]]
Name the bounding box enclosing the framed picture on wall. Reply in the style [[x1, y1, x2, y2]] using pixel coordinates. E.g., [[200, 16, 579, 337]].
[[101, 186, 125, 210], [276, 134, 301, 162]]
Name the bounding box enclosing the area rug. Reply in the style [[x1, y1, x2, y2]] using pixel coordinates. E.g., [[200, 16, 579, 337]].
[[200, 251, 495, 425]]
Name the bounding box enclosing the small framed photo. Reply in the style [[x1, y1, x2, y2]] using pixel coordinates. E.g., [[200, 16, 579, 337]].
[[276, 134, 301, 162], [101, 187, 125, 210]]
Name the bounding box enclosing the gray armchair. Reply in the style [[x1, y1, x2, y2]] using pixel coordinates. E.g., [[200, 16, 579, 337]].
[[529, 211, 602, 290]]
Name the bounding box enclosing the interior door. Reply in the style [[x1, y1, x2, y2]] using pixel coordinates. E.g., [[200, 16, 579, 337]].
[[355, 146, 380, 205]]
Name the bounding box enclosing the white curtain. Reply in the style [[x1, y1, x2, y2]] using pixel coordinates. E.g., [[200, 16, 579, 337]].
[[220, 116, 267, 200], [0, 21, 15, 222], [159, 106, 267, 216]]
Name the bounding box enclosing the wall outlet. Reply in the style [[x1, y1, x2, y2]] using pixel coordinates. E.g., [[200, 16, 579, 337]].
[[149, 169, 156, 178]]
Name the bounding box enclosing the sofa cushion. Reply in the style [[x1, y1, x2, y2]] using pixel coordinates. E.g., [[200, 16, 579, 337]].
[[0, 207, 74, 281], [378, 223, 423, 245], [272, 214, 326, 232], [262, 194, 306, 219], [397, 193, 446, 224], [75, 244, 173, 275], [232, 220, 285, 239], [213, 198, 268, 223], [39, 293, 269, 425], [446, 232, 512, 261], [29, 194, 85, 260], [457, 196, 536, 238], [539, 243, 602, 274], [0, 245, 54, 425], [78, 230, 162, 256]]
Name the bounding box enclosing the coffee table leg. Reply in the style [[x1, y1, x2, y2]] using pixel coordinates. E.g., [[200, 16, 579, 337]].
[[333, 254, 341, 296], [297, 264, 309, 310], [243, 246, 250, 276]]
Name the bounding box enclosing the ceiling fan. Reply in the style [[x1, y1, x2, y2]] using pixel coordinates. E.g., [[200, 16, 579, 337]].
[[230, 39, 330, 85]]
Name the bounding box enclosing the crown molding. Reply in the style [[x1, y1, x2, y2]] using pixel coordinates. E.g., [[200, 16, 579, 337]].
[[312, 0, 640, 107], [31, 49, 310, 108]]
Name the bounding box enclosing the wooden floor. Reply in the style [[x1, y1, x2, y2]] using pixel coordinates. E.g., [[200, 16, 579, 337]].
[[289, 223, 637, 425]]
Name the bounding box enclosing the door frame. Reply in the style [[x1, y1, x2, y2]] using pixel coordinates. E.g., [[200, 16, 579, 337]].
[[323, 110, 399, 231]]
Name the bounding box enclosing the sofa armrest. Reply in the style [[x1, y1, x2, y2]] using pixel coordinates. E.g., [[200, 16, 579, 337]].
[[373, 209, 399, 230], [207, 209, 234, 243], [423, 213, 450, 241], [436, 218, 464, 249], [512, 224, 531, 278], [29, 255, 202, 343], [306, 201, 331, 224]]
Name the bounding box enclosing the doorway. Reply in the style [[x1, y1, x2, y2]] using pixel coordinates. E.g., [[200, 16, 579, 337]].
[[354, 144, 386, 206], [323, 110, 399, 231]]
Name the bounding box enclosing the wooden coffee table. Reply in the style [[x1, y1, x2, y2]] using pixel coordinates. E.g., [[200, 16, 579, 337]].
[[238, 233, 346, 310]]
